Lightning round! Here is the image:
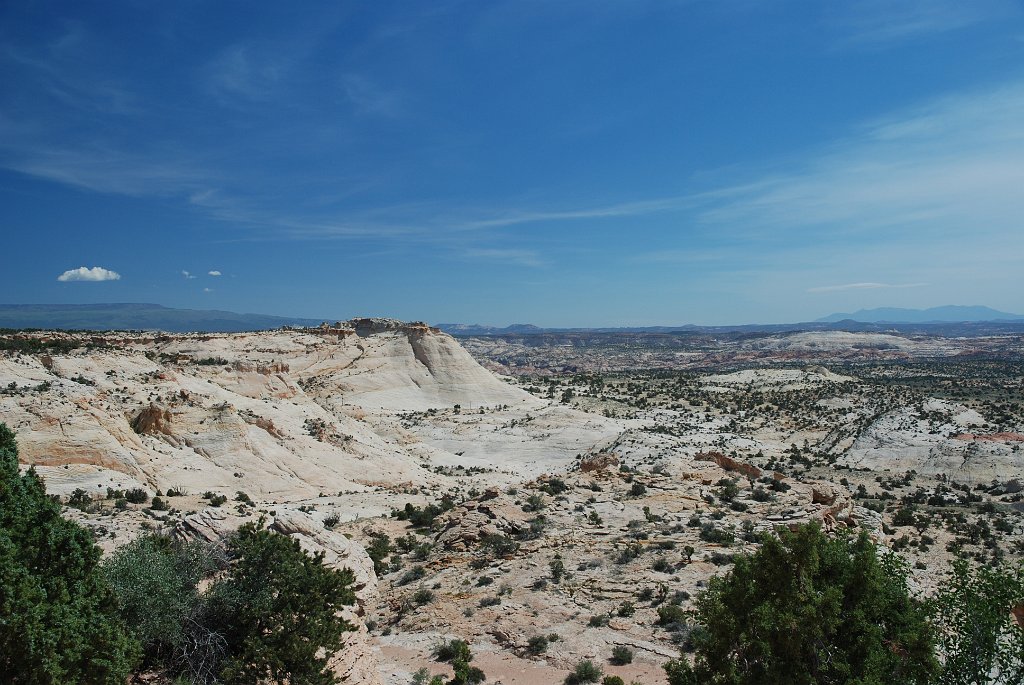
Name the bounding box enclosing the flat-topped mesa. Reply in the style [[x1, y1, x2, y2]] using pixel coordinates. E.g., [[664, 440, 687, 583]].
[[345, 317, 440, 337]]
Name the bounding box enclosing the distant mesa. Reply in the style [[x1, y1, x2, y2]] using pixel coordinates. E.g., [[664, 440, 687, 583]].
[[816, 305, 1024, 324], [0, 303, 322, 333]]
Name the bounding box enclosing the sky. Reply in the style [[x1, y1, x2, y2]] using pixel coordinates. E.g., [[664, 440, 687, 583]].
[[2, 0, 1023, 327]]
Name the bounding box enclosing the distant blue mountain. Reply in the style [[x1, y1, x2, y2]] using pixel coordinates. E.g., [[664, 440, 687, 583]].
[[817, 305, 1024, 324], [0, 303, 323, 332]]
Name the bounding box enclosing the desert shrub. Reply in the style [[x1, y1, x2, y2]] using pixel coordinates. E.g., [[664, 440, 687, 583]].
[[610, 646, 633, 665], [602, 677, 625, 685], [412, 668, 446, 685], [434, 639, 472, 663], [394, 497, 456, 530], [708, 551, 734, 566], [629, 481, 647, 497], [540, 478, 569, 496], [103, 534, 218, 668], [479, 533, 519, 558], [478, 596, 501, 608], [398, 565, 426, 585], [664, 523, 936, 685], [433, 639, 484, 685], [550, 557, 566, 583], [523, 493, 546, 512], [716, 478, 739, 503], [657, 603, 688, 629], [526, 634, 549, 655], [0, 424, 140, 683], [149, 496, 169, 511], [652, 556, 673, 573], [566, 659, 603, 684], [699, 523, 734, 545], [366, 533, 392, 575], [617, 601, 635, 617], [125, 487, 149, 504], [67, 487, 94, 509], [588, 613, 610, 627], [893, 506, 917, 527], [413, 588, 434, 605], [323, 513, 340, 529]]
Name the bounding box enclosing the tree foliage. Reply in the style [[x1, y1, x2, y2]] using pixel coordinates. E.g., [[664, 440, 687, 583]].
[[0, 423, 140, 683], [210, 522, 357, 685], [929, 558, 1024, 685], [665, 523, 937, 685]]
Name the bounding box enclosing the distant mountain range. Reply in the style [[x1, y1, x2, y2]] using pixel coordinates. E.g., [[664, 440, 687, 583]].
[[816, 305, 1024, 324], [0, 303, 322, 333], [2, 303, 1023, 335]]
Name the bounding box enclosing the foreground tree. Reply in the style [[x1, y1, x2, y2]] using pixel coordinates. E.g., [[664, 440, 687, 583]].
[[930, 558, 1024, 685], [665, 523, 937, 685], [0, 423, 140, 683], [210, 522, 357, 684]]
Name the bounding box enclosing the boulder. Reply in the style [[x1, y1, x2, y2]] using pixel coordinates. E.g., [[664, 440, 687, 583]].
[[812, 483, 840, 506], [580, 452, 619, 472]]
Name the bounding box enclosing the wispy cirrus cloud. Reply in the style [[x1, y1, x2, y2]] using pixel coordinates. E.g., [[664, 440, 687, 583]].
[[807, 282, 928, 294], [694, 80, 1024, 254], [205, 45, 286, 102], [341, 74, 403, 118], [830, 0, 1018, 44], [461, 248, 545, 268]]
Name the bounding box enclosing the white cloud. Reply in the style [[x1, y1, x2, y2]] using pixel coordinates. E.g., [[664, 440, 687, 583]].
[[807, 282, 928, 293], [57, 266, 121, 282], [182, 270, 196, 279], [203, 287, 213, 293], [208, 270, 222, 276]]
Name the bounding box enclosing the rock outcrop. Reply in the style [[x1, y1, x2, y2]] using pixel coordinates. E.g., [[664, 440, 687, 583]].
[[579, 452, 619, 472], [694, 451, 762, 479]]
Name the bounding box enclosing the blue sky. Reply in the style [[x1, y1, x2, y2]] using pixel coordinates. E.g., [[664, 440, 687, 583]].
[[2, 0, 1023, 326]]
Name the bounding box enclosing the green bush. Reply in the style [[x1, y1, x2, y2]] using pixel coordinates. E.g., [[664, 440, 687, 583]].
[[566, 659, 603, 684], [526, 634, 549, 655], [610, 645, 633, 665], [125, 487, 149, 504], [0, 423, 141, 683], [433, 639, 485, 685], [929, 558, 1024, 684], [664, 523, 937, 685], [103, 534, 217, 668]]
